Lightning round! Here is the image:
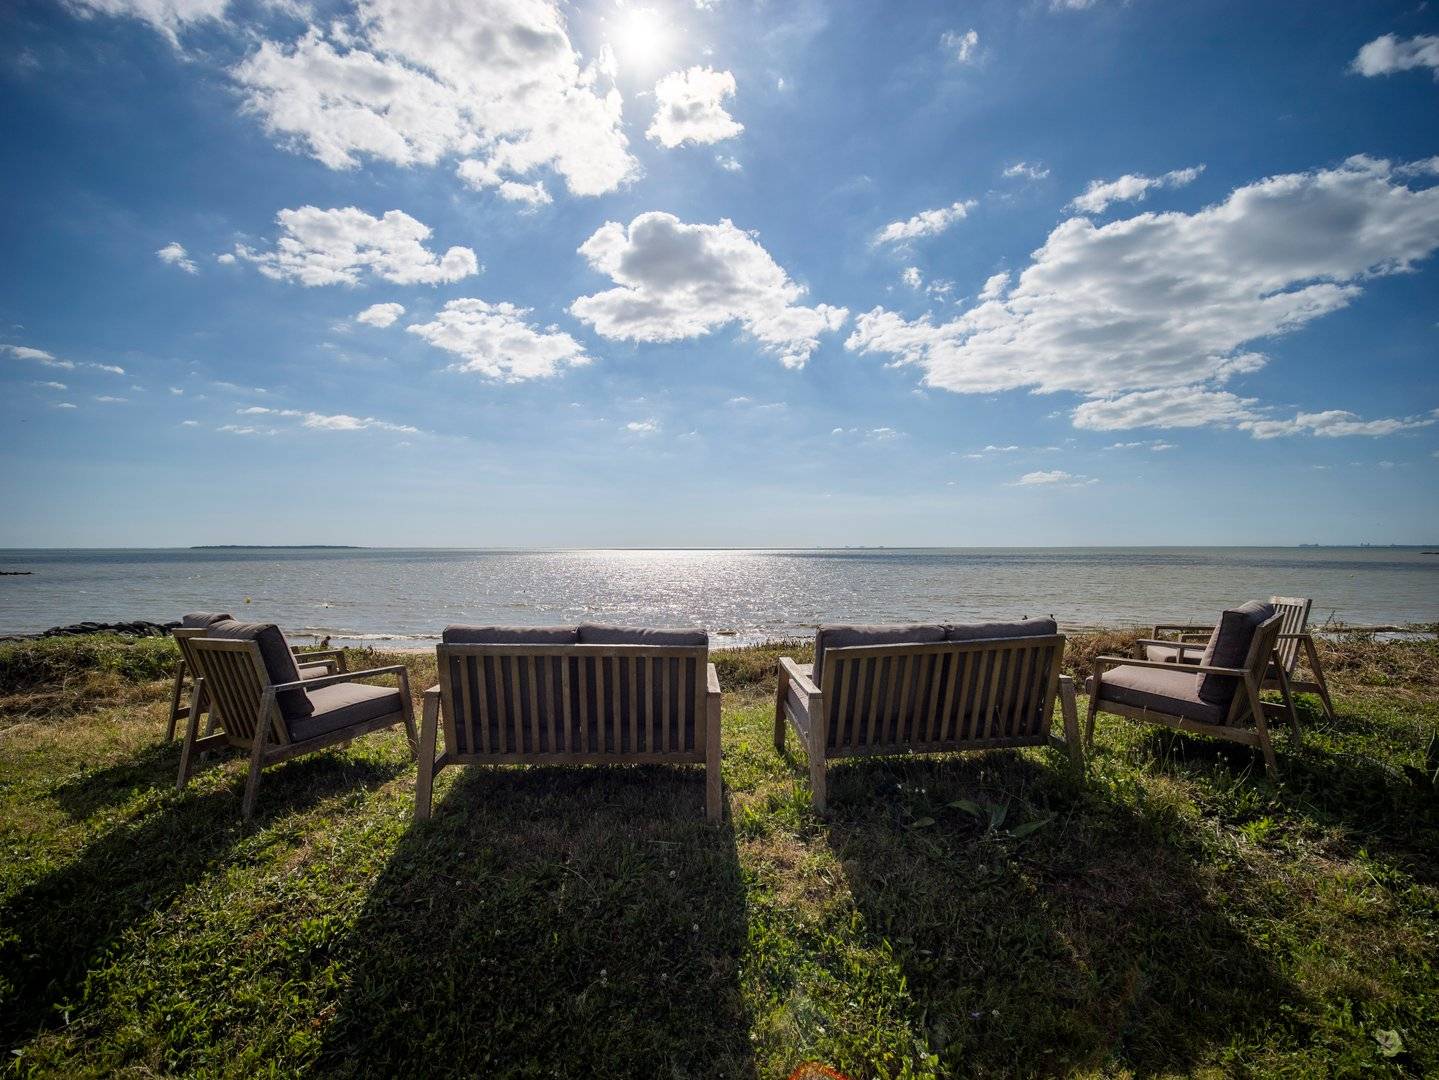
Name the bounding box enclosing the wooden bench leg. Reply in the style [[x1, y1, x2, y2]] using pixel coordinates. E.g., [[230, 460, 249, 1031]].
[[705, 689, 723, 822], [175, 678, 206, 791], [1246, 680, 1279, 781], [773, 663, 788, 752], [414, 692, 440, 821], [166, 660, 187, 742], [1058, 675, 1084, 768], [1303, 636, 1336, 721], [1085, 672, 1102, 748]]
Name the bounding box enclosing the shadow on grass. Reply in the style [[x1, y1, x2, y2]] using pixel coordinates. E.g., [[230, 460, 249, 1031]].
[[821, 750, 1292, 1077], [317, 766, 755, 1079], [0, 753, 404, 1052], [48, 738, 184, 820]]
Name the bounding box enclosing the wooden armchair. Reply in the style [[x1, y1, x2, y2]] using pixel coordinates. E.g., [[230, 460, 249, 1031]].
[[179, 626, 415, 819], [167, 612, 346, 740], [1087, 606, 1299, 778], [1144, 595, 1333, 720]]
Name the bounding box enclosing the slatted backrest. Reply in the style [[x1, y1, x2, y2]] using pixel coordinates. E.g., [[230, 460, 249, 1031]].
[[437, 645, 709, 760], [818, 636, 1065, 756], [1268, 596, 1312, 673], [172, 627, 207, 673], [189, 637, 289, 747], [1225, 613, 1284, 724]]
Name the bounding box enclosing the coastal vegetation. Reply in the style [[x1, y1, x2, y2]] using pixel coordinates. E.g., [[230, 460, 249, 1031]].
[[1, 630, 1436, 1077]]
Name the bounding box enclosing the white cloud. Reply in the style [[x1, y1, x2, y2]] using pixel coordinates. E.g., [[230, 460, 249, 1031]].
[[1074, 388, 1435, 440], [216, 252, 237, 265], [715, 154, 742, 172], [570, 212, 847, 369], [647, 66, 743, 148], [218, 424, 275, 435], [1069, 165, 1204, 214], [874, 200, 975, 245], [356, 302, 406, 327], [832, 426, 903, 442], [170, 386, 184, 394], [941, 29, 979, 64], [901, 266, 923, 289], [91, 363, 125, 375], [180, 419, 199, 425], [55, 402, 78, 409], [36, 381, 68, 390], [231, 3, 635, 199], [1242, 409, 1437, 440], [625, 419, 659, 434], [5, 345, 74, 369], [94, 395, 127, 403], [65, 0, 227, 46], [234, 206, 478, 286], [237, 406, 418, 433], [1011, 469, 1095, 487], [156, 241, 198, 273], [1003, 161, 1049, 180], [977, 271, 1009, 301], [847, 156, 1439, 434], [1351, 34, 1439, 78], [407, 298, 591, 381]]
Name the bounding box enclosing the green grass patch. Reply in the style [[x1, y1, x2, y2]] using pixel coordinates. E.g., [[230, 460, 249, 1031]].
[[1, 635, 1436, 1077]]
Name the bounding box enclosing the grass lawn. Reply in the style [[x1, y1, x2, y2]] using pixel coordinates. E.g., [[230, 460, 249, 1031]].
[[1, 632, 1436, 1078]]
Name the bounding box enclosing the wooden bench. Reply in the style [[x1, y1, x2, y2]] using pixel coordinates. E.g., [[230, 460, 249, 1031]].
[[776, 627, 1080, 811], [417, 630, 723, 821]]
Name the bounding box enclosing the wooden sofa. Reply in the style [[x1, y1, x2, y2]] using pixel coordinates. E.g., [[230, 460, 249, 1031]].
[[775, 619, 1081, 811], [417, 625, 723, 822]]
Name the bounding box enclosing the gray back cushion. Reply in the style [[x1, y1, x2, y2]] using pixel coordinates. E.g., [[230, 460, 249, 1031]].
[[577, 624, 708, 647], [1197, 601, 1275, 706], [945, 618, 1057, 641], [181, 611, 233, 628], [442, 625, 579, 645], [812, 623, 946, 683], [207, 620, 312, 719]]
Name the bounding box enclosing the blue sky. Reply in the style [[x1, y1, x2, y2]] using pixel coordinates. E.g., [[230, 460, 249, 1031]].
[[1, 0, 1437, 547]]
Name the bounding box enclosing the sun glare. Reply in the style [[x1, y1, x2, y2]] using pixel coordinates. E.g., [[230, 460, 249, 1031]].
[[614, 7, 672, 70]]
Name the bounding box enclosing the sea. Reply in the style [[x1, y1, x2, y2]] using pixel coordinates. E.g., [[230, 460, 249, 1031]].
[[1, 547, 1435, 648]]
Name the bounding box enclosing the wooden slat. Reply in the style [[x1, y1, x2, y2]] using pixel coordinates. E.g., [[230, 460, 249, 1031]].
[[939, 651, 962, 743], [476, 655, 491, 755], [527, 656, 541, 755], [561, 655, 573, 753], [643, 657, 654, 752], [661, 656, 671, 753], [1009, 645, 1034, 738], [894, 654, 914, 749], [610, 656, 622, 753], [543, 656, 557, 754], [864, 656, 883, 748], [832, 658, 851, 751], [579, 656, 591, 754], [629, 657, 639, 755], [455, 657, 473, 754], [981, 647, 1006, 740]]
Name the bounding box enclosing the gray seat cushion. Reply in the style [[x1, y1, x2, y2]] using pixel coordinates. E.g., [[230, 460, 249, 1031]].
[[1197, 601, 1274, 706], [180, 611, 233, 628], [1086, 664, 1225, 725], [945, 618, 1058, 641], [1145, 642, 1204, 665], [286, 682, 401, 742], [207, 620, 313, 719], [812, 623, 946, 684], [442, 625, 579, 645], [577, 624, 708, 647]]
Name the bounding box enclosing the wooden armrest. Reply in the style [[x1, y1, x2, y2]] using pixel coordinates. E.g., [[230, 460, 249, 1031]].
[[706, 663, 721, 696], [1152, 623, 1214, 633], [294, 648, 345, 662], [1094, 655, 1247, 677], [423, 683, 441, 699], [1135, 638, 1205, 651], [270, 664, 408, 693], [1276, 633, 1312, 641], [779, 656, 820, 698]]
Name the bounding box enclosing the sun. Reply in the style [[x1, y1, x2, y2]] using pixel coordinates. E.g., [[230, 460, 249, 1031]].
[[614, 7, 672, 70]]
